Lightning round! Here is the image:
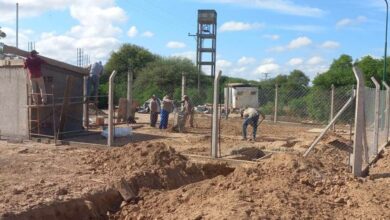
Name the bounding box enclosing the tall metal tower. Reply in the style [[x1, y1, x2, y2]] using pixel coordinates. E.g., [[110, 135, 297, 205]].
[[196, 10, 217, 91]]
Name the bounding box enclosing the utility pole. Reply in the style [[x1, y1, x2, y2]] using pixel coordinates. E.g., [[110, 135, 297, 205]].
[[16, 3, 19, 48], [384, 0, 389, 86]]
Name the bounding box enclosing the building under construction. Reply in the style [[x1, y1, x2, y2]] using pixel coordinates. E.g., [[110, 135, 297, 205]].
[[0, 44, 88, 140]]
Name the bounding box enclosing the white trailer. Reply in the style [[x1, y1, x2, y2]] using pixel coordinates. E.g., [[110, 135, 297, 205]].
[[226, 83, 259, 109]]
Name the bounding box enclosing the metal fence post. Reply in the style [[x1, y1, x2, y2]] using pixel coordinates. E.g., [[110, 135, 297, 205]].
[[211, 70, 222, 158], [330, 84, 335, 131], [383, 82, 390, 142], [274, 84, 278, 123], [352, 66, 365, 177], [371, 77, 380, 156], [126, 67, 133, 119], [108, 70, 117, 147], [224, 87, 229, 119]]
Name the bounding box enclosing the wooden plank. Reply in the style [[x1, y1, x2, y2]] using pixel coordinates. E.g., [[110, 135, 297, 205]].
[[57, 76, 74, 138]]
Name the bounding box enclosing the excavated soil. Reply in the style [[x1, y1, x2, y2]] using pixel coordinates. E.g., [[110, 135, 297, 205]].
[[0, 113, 389, 219], [112, 141, 390, 220]]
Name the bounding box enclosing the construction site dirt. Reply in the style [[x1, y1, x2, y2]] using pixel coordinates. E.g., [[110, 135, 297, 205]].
[[0, 113, 389, 219]]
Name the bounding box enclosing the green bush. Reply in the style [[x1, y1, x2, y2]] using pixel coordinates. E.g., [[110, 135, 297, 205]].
[[287, 98, 308, 118], [261, 102, 275, 115]]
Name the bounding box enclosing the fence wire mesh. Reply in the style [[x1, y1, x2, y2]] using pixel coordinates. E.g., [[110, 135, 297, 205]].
[[364, 86, 389, 163], [213, 84, 358, 160], [155, 79, 387, 166]]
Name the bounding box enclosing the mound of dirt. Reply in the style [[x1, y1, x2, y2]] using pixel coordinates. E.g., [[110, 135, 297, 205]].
[[1, 142, 235, 219], [113, 140, 390, 219]]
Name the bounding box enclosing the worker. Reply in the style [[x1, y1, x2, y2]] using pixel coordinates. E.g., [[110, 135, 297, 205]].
[[182, 95, 194, 128], [88, 61, 103, 101], [159, 95, 174, 129], [24, 50, 47, 105], [150, 95, 159, 127], [241, 107, 265, 141]]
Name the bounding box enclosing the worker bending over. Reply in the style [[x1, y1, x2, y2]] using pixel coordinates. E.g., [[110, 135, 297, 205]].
[[241, 107, 265, 141]]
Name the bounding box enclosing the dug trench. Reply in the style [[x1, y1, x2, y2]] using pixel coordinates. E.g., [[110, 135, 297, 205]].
[[1, 143, 235, 220]]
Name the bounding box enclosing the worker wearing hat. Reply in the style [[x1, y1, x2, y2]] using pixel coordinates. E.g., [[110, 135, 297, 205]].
[[181, 95, 194, 128], [159, 95, 174, 129], [150, 95, 159, 127], [24, 50, 47, 105]]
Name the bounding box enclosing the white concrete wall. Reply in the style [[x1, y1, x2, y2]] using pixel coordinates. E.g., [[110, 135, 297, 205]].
[[0, 66, 28, 138]]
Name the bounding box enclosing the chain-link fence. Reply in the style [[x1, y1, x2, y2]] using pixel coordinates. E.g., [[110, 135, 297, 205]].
[[257, 84, 354, 126], [364, 84, 389, 164]]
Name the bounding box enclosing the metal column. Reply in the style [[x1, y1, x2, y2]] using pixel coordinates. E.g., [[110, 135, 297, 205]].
[[211, 71, 222, 158], [108, 70, 117, 147], [352, 66, 365, 177]]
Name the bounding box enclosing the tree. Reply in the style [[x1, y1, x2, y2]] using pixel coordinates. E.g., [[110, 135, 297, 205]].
[[287, 69, 310, 86], [356, 55, 382, 87], [0, 27, 6, 38], [132, 57, 206, 104], [103, 44, 157, 82], [313, 54, 355, 88]]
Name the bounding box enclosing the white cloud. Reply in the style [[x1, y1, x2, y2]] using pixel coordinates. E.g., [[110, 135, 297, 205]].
[[1, 1, 126, 64], [287, 36, 312, 49], [220, 21, 264, 32], [278, 25, 325, 32], [198, 0, 324, 17], [255, 58, 280, 74], [166, 41, 186, 49], [267, 46, 285, 52], [170, 51, 196, 62], [233, 66, 247, 74], [268, 36, 312, 52], [141, 31, 154, 38], [261, 58, 275, 64], [127, 26, 138, 38], [0, 0, 125, 23], [336, 16, 367, 28], [263, 34, 280, 40], [0, 26, 32, 49], [307, 56, 323, 65], [321, 41, 340, 49], [255, 63, 280, 74], [217, 59, 233, 69], [237, 56, 256, 65], [287, 58, 303, 66]]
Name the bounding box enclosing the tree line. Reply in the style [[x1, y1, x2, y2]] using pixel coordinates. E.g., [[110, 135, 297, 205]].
[[99, 43, 388, 122]]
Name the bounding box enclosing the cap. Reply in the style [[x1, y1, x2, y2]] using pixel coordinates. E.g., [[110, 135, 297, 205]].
[[30, 50, 39, 55]]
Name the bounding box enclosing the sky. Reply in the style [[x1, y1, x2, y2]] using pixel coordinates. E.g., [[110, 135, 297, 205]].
[[0, 0, 388, 81]]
